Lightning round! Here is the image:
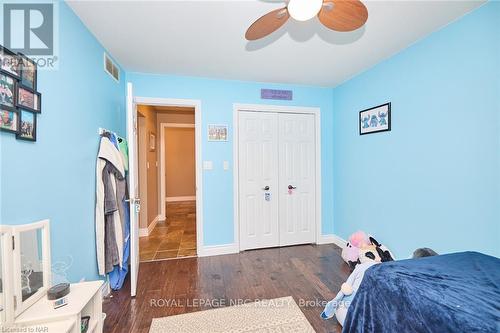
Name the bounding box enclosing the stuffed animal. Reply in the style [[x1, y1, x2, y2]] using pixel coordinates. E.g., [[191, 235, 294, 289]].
[[341, 231, 370, 270], [413, 248, 438, 258], [321, 247, 381, 326], [342, 232, 394, 270], [369, 236, 394, 262]]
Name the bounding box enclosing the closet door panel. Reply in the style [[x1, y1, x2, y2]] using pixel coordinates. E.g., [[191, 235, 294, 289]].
[[239, 112, 279, 250], [278, 113, 316, 246]]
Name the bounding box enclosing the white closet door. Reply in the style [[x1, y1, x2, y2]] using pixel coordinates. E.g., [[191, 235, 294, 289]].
[[239, 111, 280, 250], [278, 113, 316, 247]]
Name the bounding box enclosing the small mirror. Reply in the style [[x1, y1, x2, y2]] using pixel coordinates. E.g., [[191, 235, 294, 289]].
[[19, 228, 44, 302], [12, 220, 50, 317]]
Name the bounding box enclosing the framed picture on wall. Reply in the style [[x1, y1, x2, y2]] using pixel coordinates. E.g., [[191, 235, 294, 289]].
[[0, 72, 16, 109], [0, 106, 19, 133], [359, 102, 391, 135], [208, 124, 228, 142], [16, 109, 36, 141], [0, 46, 20, 79], [18, 53, 37, 91], [16, 86, 41, 113], [149, 132, 156, 151]]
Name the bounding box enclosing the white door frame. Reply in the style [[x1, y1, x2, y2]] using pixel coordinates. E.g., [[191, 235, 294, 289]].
[[134, 97, 203, 255], [160, 122, 196, 212], [233, 103, 322, 252]]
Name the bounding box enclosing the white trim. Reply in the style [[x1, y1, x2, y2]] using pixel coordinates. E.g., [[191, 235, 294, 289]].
[[139, 214, 162, 237], [166, 196, 196, 202], [159, 122, 167, 218], [317, 234, 347, 248], [198, 243, 239, 257], [139, 228, 149, 237], [0, 225, 14, 324], [233, 103, 323, 252], [148, 213, 161, 234], [165, 123, 195, 128], [233, 103, 321, 115], [134, 97, 203, 257]]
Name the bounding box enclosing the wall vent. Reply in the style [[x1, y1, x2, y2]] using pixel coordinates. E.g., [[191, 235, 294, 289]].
[[104, 53, 120, 82]]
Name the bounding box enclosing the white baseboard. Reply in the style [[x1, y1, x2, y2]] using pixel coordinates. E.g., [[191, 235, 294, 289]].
[[148, 215, 161, 234], [198, 243, 239, 257], [166, 196, 196, 202], [140, 215, 162, 237], [317, 234, 347, 248], [139, 228, 149, 237]]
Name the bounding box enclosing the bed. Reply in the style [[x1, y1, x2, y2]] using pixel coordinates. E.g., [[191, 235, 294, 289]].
[[343, 251, 500, 333]]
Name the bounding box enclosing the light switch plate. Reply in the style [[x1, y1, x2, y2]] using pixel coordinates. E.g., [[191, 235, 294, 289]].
[[203, 161, 213, 170], [223, 161, 229, 170]]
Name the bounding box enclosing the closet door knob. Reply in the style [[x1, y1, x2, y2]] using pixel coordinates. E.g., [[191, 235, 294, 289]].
[[288, 185, 297, 190], [262, 186, 270, 191]]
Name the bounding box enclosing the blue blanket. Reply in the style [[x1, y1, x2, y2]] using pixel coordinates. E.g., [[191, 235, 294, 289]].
[[343, 252, 500, 333]]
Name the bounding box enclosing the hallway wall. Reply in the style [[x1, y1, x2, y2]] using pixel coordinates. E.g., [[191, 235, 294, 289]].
[[165, 127, 196, 198]]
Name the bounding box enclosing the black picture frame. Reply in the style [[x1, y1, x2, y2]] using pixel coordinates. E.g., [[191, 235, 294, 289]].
[[16, 109, 37, 141], [0, 72, 17, 111], [0, 46, 21, 79], [18, 53, 37, 91], [359, 102, 391, 135], [0, 106, 19, 134], [16, 85, 41, 113]]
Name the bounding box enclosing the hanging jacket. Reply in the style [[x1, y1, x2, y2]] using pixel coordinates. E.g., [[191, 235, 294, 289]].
[[109, 139, 130, 290], [95, 136, 125, 276], [102, 162, 127, 273]]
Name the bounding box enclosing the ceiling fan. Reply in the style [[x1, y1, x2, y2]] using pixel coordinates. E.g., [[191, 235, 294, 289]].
[[245, 0, 368, 40]]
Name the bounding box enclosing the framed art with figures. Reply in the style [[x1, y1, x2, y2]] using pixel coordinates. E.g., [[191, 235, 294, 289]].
[[0, 106, 18, 133], [0, 72, 16, 110], [359, 102, 391, 135], [17, 109, 36, 141], [18, 53, 37, 91], [16, 86, 41, 113], [0, 46, 20, 79]]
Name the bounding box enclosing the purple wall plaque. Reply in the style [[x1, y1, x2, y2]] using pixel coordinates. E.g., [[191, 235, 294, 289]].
[[261, 89, 293, 101]]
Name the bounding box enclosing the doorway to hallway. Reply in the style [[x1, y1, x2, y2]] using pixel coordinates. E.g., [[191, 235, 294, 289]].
[[136, 104, 198, 261]]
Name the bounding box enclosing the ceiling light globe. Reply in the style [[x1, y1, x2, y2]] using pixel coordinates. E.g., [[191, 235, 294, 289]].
[[288, 0, 323, 22]]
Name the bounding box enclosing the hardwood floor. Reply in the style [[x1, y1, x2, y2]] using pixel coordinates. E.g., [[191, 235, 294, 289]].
[[103, 244, 350, 333], [139, 201, 197, 261]]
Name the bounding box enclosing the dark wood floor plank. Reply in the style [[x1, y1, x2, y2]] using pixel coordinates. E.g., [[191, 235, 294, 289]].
[[103, 244, 347, 333]]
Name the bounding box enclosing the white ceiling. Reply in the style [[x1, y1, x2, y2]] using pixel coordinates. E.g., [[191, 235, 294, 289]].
[[67, 0, 484, 87]]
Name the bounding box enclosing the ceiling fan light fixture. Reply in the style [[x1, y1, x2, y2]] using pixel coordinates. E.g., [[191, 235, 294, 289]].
[[287, 0, 323, 22]]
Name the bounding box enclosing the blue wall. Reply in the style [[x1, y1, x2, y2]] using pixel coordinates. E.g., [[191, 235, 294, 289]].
[[332, 2, 500, 258], [1, 1, 498, 284], [0, 2, 125, 282], [128, 73, 335, 245]]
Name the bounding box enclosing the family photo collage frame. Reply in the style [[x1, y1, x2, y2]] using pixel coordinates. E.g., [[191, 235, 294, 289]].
[[0, 45, 41, 142]]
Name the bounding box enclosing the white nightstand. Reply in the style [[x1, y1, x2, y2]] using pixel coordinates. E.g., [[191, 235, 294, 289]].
[[13, 281, 104, 333]]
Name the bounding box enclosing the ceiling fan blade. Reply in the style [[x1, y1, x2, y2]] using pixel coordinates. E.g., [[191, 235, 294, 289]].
[[245, 7, 290, 41], [318, 0, 368, 32]]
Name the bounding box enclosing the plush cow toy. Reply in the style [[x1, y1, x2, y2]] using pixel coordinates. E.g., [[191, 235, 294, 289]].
[[341, 231, 370, 270], [322, 246, 381, 326], [341, 231, 394, 270]]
